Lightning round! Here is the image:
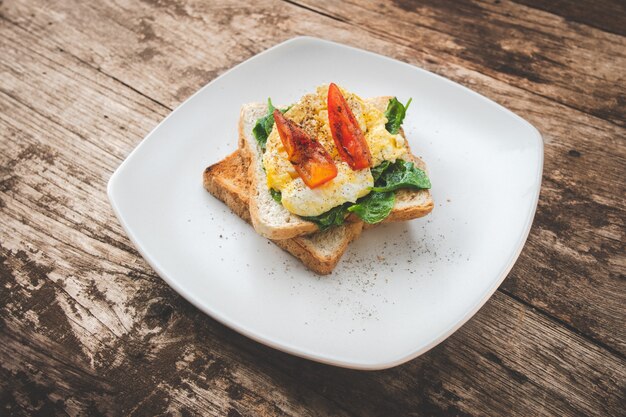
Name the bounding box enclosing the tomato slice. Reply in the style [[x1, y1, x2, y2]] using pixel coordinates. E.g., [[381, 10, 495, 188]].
[[327, 83, 372, 170], [273, 110, 338, 188]]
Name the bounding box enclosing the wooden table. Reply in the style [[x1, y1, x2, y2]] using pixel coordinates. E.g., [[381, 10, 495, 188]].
[[1, 1, 624, 415]]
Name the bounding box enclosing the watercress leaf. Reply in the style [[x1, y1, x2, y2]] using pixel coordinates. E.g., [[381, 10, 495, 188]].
[[370, 160, 391, 182], [269, 188, 282, 203], [372, 159, 431, 192], [347, 191, 395, 224], [302, 203, 350, 231], [384, 97, 412, 134]]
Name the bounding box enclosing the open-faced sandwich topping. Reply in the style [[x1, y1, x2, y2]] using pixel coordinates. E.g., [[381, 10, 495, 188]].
[[258, 84, 428, 227]]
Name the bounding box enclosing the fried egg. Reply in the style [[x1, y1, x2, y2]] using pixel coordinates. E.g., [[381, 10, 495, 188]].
[[262, 84, 409, 217]]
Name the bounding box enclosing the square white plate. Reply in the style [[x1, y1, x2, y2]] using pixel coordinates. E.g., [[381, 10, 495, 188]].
[[108, 37, 542, 370]]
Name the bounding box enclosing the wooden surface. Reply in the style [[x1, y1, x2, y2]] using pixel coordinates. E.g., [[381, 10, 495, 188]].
[[1, 0, 624, 415]]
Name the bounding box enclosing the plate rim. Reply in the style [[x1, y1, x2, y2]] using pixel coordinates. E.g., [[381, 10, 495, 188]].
[[107, 36, 544, 370]]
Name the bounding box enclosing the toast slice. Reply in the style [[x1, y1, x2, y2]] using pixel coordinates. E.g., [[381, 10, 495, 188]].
[[239, 97, 433, 240], [203, 151, 363, 275], [238, 103, 320, 239]]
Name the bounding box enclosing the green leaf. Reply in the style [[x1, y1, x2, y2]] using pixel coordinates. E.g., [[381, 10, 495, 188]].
[[384, 97, 412, 134], [372, 159, 431, 192], [370, 160, 391, 182], [252, 99, 291, 152], [269, 188, 282, 203], [348, 191, 395, 224], [302, 203, 350, 231], [252, 98, 276, 152]]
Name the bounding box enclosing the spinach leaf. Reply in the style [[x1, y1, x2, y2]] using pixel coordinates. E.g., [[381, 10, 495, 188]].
[[252, 98, 276, 151], [302, 203, 351, 231], [348, 191, 395, 224], [370, 160, 391, 182], [302, 188, 396, 229], [372, 159, 431, 192], [384, 97, 412, 134], [252, 99, 291, 152], [269, 188, 282, 203]]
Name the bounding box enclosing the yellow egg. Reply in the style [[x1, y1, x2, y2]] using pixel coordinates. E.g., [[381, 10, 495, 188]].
[[262, 84, 410, 217]]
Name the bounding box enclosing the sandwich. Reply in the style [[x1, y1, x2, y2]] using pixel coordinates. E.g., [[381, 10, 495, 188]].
[[203, 83, 433, 274], [239, 83, 433, 240]]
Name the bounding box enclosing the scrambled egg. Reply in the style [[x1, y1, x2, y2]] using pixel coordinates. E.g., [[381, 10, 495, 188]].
[[262, 84, 409, 217]]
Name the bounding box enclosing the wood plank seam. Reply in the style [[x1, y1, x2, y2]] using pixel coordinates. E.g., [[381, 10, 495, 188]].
[[500, 288, 625, 360], [510, 0, 626, 37], [283, 0, 348, 24]]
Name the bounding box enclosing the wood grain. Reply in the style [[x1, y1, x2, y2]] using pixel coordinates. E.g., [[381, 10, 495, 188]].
[[5, 0, 625, 126], [1, 0, 625, 415], [512, 0, 626, 36]]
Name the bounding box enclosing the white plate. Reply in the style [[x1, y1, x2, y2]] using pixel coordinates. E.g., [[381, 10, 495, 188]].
[[108, 37, 542, 370]]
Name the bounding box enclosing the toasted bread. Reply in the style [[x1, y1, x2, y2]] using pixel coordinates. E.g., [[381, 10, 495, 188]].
[[239, 97, 433, 240], [203, 151, 363, 275]]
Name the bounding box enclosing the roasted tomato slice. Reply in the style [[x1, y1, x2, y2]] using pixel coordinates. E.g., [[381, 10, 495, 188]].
[[327, 83, 372, 170], [273, 110, 338, 188]]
